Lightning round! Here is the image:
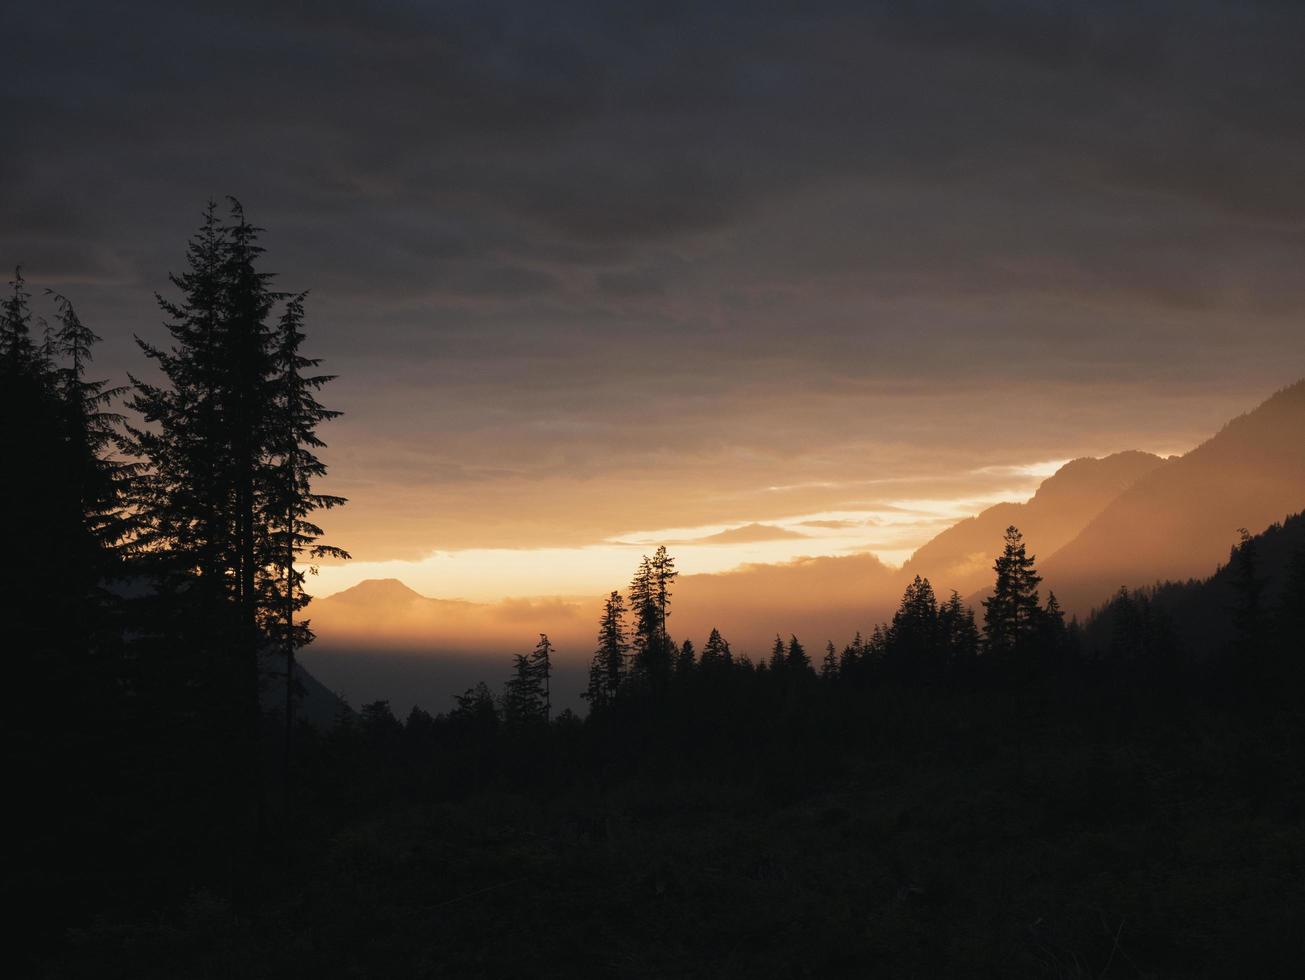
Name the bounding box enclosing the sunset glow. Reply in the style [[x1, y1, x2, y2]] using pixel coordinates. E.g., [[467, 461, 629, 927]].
[[312, 464, 1081, 601]]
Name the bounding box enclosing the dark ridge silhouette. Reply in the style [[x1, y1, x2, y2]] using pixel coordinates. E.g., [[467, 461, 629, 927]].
[[1080, 510, 1305, 665]]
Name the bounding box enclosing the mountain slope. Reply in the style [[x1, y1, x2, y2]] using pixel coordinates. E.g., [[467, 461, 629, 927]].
[[902, 451, 1166, 596], [1080, 510, 1305, 659], [1040, 380, 1305, 613]]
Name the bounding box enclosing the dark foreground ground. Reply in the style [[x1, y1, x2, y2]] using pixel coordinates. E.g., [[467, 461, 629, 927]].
[[31, 680, 1305, 979]]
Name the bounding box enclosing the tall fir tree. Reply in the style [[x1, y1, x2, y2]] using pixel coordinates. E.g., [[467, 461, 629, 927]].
[[1, 266, 35, 369], [982, 526, 1043, 664], [676, 638, 696, 675], [821, 641, 838, 680], [631, 553, 673, 689], [263, 291, 349, 804], [585, 591, 628, 708], [938, 591, 980, 677], [529, 633, 554, 722], [503, 652, 547, 727], [888, 575, 939, 680], [769, 634, 786, 671]]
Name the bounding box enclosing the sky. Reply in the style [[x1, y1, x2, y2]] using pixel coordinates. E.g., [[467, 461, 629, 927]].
[[7, 1, 1305, 603]]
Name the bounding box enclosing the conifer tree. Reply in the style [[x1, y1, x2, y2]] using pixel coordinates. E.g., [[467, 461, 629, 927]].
[[769, 634, 786, 671], [1038, 591, 1068, 664], [531, 633, 554, 722], [629, 555, 656, 656], [503, 651, 547, 727], [126, 202, 238, 604], [264, 291, 349, 801], [888, 576, 939, 680], [699, 628, 732, 671], [651, 545, 677, 645], [839, 631, 864, 677], [676, 638, 696, 674], [585, 591, 628, 708], [821, 641, 838, 680], [786, 635, 810, 672], [982, 526, 1043, 664], [1, 266, 35, 369], [630, 554, 672, 688], [938, 591, 979, 676]]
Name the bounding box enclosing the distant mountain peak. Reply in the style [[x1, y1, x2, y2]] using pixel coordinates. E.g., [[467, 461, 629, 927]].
[[328, 578, 427, 602]]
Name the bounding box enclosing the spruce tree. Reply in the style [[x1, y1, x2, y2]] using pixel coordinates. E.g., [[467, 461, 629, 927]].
[[699, 628, 732, 671], [769, 634, 786, 671], [264, 291, 349, 804], [982, 526, 1043, 665], [629, 554, 671, 689], [651, 545, 678, 646], [821, 641, 838, 680], [1, 266, 35, 369], [938, 591, 979, 677], [503, 652, 547, 727], [676, 638, 696, 675], [585, 591, 628, 708], [529, 633, 554, 722], [888, 576, 939, 681], [786, 635, 810, 672]]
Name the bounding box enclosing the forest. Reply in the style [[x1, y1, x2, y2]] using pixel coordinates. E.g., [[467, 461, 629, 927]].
[[7, 204, 1305, 977]]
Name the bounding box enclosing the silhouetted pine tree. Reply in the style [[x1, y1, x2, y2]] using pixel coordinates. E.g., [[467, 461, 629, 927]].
[[1038, 591, 1068, 666], [652, 545, 678, 683], [982, 526, 1043, 667], [263, 291, 349, 806], [503, 652, 548, 727], [838, 631, 864, 680], [786, 635, 810, 673], [769, 634, 786, 671], [699, 627, 732, 671], [821, 641, 838, 680], [937, 591, 979, 679], [585, 591, 628, 708], [450, 682, 500, 733], [630, 551, 674, 690], [1, 266, 35, 369], [629, 556, 655, 662], [887, 576, 939, 681], [677, 639, 696, 675], [530, 634, 554, 722]]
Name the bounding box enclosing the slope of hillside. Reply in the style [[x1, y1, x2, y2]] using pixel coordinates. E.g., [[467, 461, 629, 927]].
[[1081, 510, 1305, 659], [1041, 380, 1305, 613], [902, 451, 1166, 596]]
